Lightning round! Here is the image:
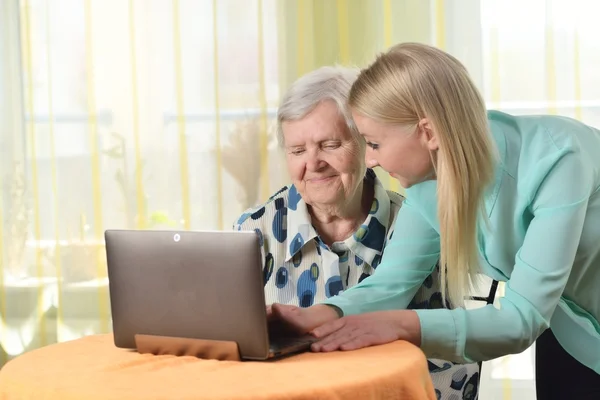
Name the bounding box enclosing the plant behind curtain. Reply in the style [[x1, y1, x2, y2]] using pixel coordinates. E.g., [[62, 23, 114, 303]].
[[2, 0, 600, 398]]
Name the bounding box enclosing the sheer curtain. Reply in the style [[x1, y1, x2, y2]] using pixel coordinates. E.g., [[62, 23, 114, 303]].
[[1, 1, 599, 398]]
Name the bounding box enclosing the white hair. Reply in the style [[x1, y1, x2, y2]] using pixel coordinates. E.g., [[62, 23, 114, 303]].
[[277, 66, 360, 147]]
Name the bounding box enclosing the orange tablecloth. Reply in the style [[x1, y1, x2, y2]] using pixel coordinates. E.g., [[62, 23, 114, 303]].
[[0, 334, 435, 400]]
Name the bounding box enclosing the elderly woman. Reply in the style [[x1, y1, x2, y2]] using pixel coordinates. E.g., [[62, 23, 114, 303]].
[[234, 67, 480, 399]]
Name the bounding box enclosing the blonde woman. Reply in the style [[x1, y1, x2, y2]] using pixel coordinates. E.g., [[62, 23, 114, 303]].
[[269, 43, 600, 399], [240, 66, 481, 399]]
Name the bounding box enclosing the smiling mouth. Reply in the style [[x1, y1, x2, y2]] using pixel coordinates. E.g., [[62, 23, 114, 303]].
[[307, 175, 336, 183]]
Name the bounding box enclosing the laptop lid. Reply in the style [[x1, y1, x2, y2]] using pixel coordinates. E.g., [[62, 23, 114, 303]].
[[105, 229, 271, 360]]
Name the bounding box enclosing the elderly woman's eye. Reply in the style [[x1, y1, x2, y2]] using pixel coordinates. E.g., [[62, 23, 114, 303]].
[[367, 142, 379, 150], [291, 149, 305, 155], [323, 141, 341, 150]]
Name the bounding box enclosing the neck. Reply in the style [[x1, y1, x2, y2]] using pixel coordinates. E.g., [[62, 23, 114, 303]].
[[308, 180, 373, 246]]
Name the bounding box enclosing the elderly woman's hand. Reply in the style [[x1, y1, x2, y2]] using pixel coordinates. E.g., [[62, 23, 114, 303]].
[[267, 303, 340, 337], [309, 310, 422, 352]]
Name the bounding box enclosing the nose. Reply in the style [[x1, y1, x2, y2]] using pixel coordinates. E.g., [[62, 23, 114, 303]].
[[306, 153, 327, 172], [365, 148, 379, 169]]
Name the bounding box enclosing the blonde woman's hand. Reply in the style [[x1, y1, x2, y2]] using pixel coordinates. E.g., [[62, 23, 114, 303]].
[[309, 310, 421, 352]]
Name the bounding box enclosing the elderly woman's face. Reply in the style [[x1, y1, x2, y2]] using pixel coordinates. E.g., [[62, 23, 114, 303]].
[[282, 101, 365, 207]]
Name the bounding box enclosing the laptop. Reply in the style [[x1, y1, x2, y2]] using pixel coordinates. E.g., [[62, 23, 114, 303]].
[[105, 229, 315, 360]]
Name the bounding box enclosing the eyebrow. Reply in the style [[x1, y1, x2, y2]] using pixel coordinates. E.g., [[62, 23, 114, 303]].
[[286, 137, 342, 147]]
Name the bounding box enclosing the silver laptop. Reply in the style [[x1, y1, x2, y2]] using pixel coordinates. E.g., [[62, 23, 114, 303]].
[[105, 229, 314, 360]]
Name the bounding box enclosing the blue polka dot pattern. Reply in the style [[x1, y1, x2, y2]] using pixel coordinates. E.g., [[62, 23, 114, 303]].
[[339, 252, 348, 263], [297, 270, 316, 307], [428, 360, 453, 373], [372, 254, 382, 268], [369, 198, 379, 215], [310, 263, 319, 281], [429, 292, 443, 309], [359, 217, 387, 251], [272, 207, 287, 243], [236, 212, 251, 225], [254, 228, 264, 247], [355, 255, 363, 266], [292, 251, 302, 267], [263, 253, 274, 284], [275, 267, 288, 289], [274, 197, 285, 210], [417, 297, 432, 309], [268, 185, 288, 201], [462, 373, 479, 400], [358, 272, 370, 283], [289, 233, 304, 257], [251, 207, 265, 220], [353, 225, 369, 242], [325, 276, 343, 298], [287, 185, 302, 211], [424, 273, 433, 288], [450, 367, 467, 390]]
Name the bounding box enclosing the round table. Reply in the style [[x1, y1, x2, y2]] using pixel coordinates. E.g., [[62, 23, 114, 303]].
[[0, 334, 436, 400]]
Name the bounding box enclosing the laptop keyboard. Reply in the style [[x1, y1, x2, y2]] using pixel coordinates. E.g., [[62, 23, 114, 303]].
[[269, 335, 316, 353]]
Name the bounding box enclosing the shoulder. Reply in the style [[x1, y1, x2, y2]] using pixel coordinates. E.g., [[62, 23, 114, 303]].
[[234, 185, 290, 231], [488, 110, 600, 204], [404, 180, 438, 213], [488, 109, 597, 155]]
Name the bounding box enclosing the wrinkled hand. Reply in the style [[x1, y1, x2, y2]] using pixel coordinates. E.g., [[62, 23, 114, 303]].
[[267, 303, 340, 337], [309, 310, 421, 352]]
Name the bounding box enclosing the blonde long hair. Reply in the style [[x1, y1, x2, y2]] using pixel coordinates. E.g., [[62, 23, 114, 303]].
[[349, 43, 496, 307]]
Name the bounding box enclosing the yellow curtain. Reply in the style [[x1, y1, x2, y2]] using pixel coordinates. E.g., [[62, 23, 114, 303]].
[[277, 0, 435, 85], [1, 1, 600, 398], [277, 0, 438, 194]]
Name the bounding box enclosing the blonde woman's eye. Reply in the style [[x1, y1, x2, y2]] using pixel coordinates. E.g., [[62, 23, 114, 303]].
[[367, 142, 379, 150]]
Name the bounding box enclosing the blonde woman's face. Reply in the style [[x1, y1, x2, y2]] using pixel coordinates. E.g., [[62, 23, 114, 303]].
[[282, 101, 366, 207], [352, 112, 437, 189]]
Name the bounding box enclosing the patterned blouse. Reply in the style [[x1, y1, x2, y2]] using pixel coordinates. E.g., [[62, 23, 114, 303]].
[[234, 169, 480, 400]]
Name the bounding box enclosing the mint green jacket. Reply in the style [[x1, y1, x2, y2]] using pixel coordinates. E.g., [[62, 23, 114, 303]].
[[324, 110, 600, 373]]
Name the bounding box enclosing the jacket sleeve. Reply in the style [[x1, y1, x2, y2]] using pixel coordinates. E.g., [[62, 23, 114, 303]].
[[416, 149, 593, 362]]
